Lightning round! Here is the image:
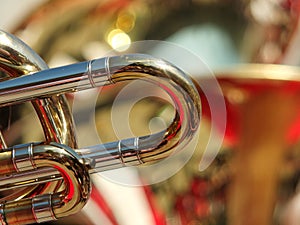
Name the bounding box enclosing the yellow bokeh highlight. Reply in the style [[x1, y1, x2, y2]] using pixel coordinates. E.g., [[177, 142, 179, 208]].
[[107, 29, 131, 52], [116, 12, 135, 32]]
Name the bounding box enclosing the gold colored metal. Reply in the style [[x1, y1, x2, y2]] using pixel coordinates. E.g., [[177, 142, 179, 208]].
[[0, 30, 201, 224], [0, 142, 90, 224], [0, 30, 77, 214], [7, 1, 300, 224], [0, 30, 77, 147]]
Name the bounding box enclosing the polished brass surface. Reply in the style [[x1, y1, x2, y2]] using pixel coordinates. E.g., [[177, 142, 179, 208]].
[[0, 29, 201, 224], [0, 30, 77, 147], [0, 142, 91, 224], [3, 0, 300, 224], [0, 29, 78, 223]]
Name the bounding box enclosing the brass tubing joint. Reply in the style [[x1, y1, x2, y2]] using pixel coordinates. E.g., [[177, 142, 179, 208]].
[[0, 142, 91, 225]]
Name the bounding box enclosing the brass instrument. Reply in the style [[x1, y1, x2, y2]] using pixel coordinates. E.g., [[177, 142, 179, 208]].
[[0, 30, 201, 224], [2, 0, 300, 224]]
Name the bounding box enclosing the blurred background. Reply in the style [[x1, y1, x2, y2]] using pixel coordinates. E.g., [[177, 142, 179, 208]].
[[1, 0, 300, 225]]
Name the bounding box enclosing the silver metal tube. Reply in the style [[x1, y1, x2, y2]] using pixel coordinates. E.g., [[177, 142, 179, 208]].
[[0, 53, 201, 188], [0, 30, 201, 224], [0, 53, 201, 170], [0, 55, 199, 109]]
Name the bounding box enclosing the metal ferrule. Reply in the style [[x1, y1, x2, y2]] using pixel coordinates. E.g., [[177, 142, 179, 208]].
[[12, 143, 35, 172], [32, 194, 56, 223]]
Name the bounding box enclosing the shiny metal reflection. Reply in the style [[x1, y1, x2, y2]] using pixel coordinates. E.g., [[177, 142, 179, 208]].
[[0, 30, 201, 224]]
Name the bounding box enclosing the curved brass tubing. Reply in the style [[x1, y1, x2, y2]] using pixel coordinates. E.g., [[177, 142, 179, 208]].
[[0, 31, 201, 225], [0, 53, 201, 182], [0, 142, 90, 224], [0, 29, 77, 148], [0, 29, 78, 210], [0, 54, 201, 171]]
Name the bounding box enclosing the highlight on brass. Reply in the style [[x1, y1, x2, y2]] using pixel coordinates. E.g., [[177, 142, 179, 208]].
[[1, 0, 300, 225], [0, 29, 201, 224]]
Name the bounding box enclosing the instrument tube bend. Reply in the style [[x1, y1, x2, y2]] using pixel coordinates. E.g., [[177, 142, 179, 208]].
[[0, 142, 91, 225]]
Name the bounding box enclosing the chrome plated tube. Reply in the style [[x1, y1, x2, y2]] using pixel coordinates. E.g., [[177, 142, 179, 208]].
[[0, 33, 201, 224], [0, 53, 201, 166], [0, 53, 201, 187], [0, 54, 199, 108]]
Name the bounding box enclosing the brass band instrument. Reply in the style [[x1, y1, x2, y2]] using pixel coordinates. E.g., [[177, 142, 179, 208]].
[[2, 0, 300, 224], [0, 29, 201, 225]]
